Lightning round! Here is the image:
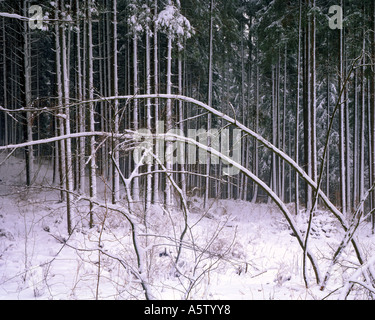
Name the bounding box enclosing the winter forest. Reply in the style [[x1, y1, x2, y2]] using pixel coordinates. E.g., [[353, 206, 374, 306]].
[[0, 0, 375, 300]]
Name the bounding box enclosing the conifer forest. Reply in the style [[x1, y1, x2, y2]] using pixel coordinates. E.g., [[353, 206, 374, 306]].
[[1, 0, 375, 300]]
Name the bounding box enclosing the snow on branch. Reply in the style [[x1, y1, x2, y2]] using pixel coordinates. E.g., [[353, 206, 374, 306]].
[[0, 132, 132, 152], [0, 93, 367, 273], [2, 92, 349, 228], [156, 1, 194, 49], [339, 255, 375, 299], [132, 130, 322, 284], [128, 0, 153, 36], [0, 12, 30, 21]]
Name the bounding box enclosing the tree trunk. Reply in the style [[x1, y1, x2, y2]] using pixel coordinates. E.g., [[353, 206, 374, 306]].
[[359, 32, 366, 215], [345, 47, 351, 214], [271, 56, 281, 201], [132, 34, 140, 203], [281, 43, 287, 202], [178, 51, 186, 198], [22, 0, 33, 186], [87, 0, 97, 227], [252, 43, 259, 204], [339, 0, 346, 217], [2, 18, 8, 146], [153, 0, 160, 204], [54, 0, 66, 203], [75, 0, 85, 195], [112, 0, 120, 204], [276, 53, 281, 197], [303, 0, 312, 210], [295, 0, 302, 214], [145, 26, 152, 212], [61, 0, 74, 234], [353, 68, 358, 208], [326, 71, 331, 200], [165, 34, 173, 209], [310, 0, 317, 186], [204, 0, 214, 208], [372, 1, 375, 233]]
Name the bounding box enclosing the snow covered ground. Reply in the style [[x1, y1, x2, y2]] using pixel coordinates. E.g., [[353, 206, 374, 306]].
[[0, 154, 374, 300]]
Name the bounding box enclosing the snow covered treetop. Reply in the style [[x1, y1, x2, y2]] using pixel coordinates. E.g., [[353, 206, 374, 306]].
[[156, 1, 194, 49], [128, 0, 153, 36], [128, 0, 194, 48]]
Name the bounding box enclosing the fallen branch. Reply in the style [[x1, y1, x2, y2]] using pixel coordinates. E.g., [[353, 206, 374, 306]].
[[339, 255, 375, 300]]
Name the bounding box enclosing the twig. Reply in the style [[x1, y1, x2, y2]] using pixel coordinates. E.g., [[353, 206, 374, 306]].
[[303, 51, 364, 288]]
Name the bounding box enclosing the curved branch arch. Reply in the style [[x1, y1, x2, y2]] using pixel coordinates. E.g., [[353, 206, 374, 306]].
[[0, 93, 367, 275]]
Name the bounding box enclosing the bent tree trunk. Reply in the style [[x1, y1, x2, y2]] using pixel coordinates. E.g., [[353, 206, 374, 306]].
[[1, 93, 371, 284]]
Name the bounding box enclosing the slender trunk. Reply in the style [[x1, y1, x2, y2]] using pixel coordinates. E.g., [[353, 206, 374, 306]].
[[353, 68, 358, 208], [359, 33, 366, 214], [295, 0, 301, 214], [105, 0, 112, 180], [133, 34, 140, 202], [22, 0, 33, 186], [87, 0, 97, 227], [2, 19, 8, 146], [339, 0, 346, 216], [99, 17, 106, 176], [204, 0, 214, 208], [153, 0, 160, 204], [165, 34, 173, 209], [76, 0, 85, 195], [145, 29, 152, 212], [276, 53, 281, 197], [368, 81, 372, 210], [178, 52, 186, 197], [311, 0, 317, 186], [240, 22, 247, 201], [303, 0, 312, 210], [272, 66, 278, 198], [112, 0, 120, 204], [252, 44, 259, 203], [372, 1, 375, 233], [55, 0, 66, 202], [345, 48, 351, 214], [61, 0, 74, 234], [326, 72, 330, 199], [281, 43, 287, 202]]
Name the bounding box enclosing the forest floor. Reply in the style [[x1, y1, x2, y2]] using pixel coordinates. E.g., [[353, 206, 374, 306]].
[[0, 154, 375, 300]]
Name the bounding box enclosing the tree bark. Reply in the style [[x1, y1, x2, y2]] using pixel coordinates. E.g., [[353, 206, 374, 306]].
[[132, 33, 140, 203], [22, 0, 33, 186], [295, 0, 302, 214], [87, 0, 97, 227], [165, 34, 173, 209], [252, 43, 259, 204], [2, 18, 8, 146], [153, 0, 160, 204], [204, 0, 214, 208], [372, 1, 375, 233], [339, 0, 347, 217], [75, 0, 85, 195], [145, 20, 152, 212], [61, 0, 74, 234], [54, 0, 66, 203], [112, 0, 120, 204]]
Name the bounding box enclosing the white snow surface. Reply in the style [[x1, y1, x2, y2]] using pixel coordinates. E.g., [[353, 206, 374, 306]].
[[0, 154, 374, 300]]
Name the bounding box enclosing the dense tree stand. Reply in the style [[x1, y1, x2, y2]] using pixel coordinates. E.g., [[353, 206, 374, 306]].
[[1, 0, 375, 300]]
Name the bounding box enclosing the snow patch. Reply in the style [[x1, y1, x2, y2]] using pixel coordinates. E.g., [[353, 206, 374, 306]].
[[0, 155, 374, 300]]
